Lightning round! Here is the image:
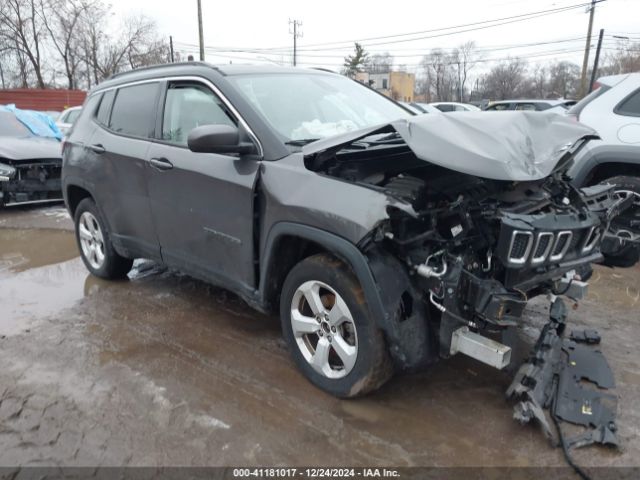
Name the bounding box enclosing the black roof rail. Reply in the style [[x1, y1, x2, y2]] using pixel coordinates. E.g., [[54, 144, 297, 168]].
[[107, 61, 218, 80], [310, 67, 337, 74]]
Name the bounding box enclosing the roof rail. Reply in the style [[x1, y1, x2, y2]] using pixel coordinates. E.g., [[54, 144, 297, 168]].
[[310, 67, 337, 74], [107, 61, 217, 80]]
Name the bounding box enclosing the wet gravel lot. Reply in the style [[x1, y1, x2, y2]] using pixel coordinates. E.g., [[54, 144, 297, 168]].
[[1, 205, 639, 468]]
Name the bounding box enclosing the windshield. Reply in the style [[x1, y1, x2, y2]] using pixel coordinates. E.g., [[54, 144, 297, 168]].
[[228, 73, 411, 143], [0, 111, 32, 137]]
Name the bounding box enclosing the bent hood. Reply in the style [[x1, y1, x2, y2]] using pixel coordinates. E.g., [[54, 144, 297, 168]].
[[0, 136, 62, 161], [303, 111, 598, 181]]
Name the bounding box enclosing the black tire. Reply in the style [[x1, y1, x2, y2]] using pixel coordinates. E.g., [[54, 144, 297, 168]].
[[599, 176, 640, 268], [74, 197, 133, 279], [280, 253, 393, 398]]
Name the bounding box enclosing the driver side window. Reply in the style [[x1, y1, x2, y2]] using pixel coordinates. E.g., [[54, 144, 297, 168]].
[[162, 82, 236, 146]]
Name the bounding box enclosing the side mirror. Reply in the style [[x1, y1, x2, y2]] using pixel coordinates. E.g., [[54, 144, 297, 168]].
[[187, 124, 254, 154]]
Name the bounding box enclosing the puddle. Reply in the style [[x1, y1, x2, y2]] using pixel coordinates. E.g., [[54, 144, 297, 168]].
[[0, 228, 86, 336], [0, 228, 79, 272]]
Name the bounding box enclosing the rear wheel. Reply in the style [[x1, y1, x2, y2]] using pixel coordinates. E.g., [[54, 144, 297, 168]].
[[74, 198, 133, 279], [599, 176, 640, 268], [280, 254, 392, 397]]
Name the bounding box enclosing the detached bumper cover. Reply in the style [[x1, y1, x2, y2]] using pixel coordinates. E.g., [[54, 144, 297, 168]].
[[507, 298, 618, 449]]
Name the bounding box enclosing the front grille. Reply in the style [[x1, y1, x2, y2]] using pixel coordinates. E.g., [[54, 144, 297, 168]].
[[532, 232, 554, 263], [508, 231, 533, 264], [550, 231, 572, 261]]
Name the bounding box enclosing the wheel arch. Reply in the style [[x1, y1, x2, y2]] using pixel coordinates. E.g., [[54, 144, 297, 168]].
[[65, 183, 94, 218], [258, 222, 386, 324], [570, 145, 640, 187]]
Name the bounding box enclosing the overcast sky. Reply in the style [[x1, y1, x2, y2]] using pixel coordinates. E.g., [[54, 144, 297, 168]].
[[110, 0, 640, 74]]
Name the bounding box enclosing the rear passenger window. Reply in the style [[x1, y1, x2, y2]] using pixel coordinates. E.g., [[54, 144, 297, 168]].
[[109, 83, 159, 138], [162, 83, 236, 146], [96, 90, 115, 126], [616, 89, 640, 117]]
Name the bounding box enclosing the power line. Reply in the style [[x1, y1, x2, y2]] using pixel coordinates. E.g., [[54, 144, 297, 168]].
[[175, 2, 598, 55], [269, 1, 598, 51]]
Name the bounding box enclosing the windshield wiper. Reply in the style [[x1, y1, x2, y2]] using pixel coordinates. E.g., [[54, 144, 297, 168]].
[[285, 138, 320, 146]]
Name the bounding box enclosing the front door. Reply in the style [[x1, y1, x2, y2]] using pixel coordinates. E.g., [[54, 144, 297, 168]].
[[146, 80, 260, 290]]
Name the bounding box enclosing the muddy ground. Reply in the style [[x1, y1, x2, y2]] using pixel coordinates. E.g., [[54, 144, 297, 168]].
[[0, 204, 639, 469]]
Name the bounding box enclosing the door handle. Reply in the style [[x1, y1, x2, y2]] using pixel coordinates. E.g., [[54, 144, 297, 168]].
[[149, 157, 174, 171], [88, 143, 105, 154]]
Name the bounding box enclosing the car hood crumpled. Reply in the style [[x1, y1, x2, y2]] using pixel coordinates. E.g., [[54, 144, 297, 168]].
[[0, 136, 62, 162], [303, 111, 598, 181]]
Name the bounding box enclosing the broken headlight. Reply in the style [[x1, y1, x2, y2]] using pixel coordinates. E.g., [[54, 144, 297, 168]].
[[0, 162, 16, 181]]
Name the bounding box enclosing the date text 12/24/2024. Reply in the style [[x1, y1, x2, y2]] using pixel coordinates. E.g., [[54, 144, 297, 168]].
[[232, 468, 400, 478]]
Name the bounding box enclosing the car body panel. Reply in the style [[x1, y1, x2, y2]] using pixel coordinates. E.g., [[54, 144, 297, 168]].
[[146, 141, 260, 289], [303, 111, 596, 181]]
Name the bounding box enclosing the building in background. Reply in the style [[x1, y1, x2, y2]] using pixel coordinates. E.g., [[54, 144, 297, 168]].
[[354, 71, 415, 102]]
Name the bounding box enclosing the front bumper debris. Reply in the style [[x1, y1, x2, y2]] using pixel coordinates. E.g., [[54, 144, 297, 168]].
[[506, 297, 618, 449]]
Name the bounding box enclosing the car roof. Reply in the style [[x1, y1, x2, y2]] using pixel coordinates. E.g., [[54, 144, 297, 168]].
[[490, 99, 560, 104], [597, 72, 640, 87], [94, 62, 335, 93]]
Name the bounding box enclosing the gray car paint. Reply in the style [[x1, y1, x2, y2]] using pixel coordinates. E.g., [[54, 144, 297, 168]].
[[0, 136, 61, 161], [569, 141, 640, 187], [303, 111, 597, 181]]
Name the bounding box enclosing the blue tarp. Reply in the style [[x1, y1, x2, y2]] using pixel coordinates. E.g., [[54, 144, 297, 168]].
[[0, 104, 62, 141]]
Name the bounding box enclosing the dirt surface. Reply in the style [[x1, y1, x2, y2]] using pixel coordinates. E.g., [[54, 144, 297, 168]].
[[0, 204, 639, 468]]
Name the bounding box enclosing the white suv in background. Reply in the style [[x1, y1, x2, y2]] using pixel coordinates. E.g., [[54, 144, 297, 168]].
[[568, 72, 640, 266]]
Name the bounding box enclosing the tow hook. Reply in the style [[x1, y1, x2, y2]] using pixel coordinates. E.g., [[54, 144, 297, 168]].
[[506, 297, 619, 450]]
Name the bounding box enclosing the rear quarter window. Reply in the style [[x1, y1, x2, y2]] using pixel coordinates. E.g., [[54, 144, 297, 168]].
[[96, 90, 115, 126], [615, 89, 640, 117], [568, 85, 611, 117], [109, 83, 159, 138]]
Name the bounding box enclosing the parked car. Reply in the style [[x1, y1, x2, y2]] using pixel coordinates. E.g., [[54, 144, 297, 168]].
[[56, 106, 83, 136], [484, 99, 573, 111], [63, 63, 616, 398], [430, 102, 480, 112], [0, 105, 63, 207], [567, 72, 640, 267], [410, 102, 442, 114]]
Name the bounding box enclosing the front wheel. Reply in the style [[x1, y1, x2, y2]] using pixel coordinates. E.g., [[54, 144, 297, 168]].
[[74, 197, 133, 279], [599, 176, 640, 268], [280, 253, 392, 398]]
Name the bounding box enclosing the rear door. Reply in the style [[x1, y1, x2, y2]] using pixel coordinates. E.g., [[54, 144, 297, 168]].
[[88, 81, 161, 260], [146, 79, 260, 290]]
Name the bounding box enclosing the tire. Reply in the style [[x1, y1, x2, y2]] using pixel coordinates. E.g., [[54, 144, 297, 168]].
[[280, 253, 393, 398], [74, 197, 133, 279], [599, 176, 640, 268]]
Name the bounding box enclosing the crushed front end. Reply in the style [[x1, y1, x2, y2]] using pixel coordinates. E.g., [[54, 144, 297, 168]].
[[0, 158, 62, 206], [303, 112, 623, 448]]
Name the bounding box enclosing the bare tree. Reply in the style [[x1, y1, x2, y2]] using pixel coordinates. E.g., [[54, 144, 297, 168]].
[[40, 0, 96, 89], [0, 0, 47, 87], [547, 61, 580, 98], [599, 40, 640, 76], [420, 48, 456, 101], [451, 41, 482, 102], [365, 52, 394, 74], [480, 58, 527, 100]]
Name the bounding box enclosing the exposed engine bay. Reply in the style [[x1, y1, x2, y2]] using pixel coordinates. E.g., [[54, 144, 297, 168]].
[[303, 119, 628, 452], [305, 130, 620, 350], [0, 159, 62, 206]]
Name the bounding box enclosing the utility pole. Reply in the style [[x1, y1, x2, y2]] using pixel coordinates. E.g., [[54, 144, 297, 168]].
[[169, 36, 175, 63], [589, 29, 604, 93], [289, 19, 303, 66], [457, 61, 462, 102], [197, 0, 205, 61], [579, 0, 598, 97]]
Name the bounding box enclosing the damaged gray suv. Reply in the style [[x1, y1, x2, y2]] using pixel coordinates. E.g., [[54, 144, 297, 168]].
[[63, 63, 621, 399]]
